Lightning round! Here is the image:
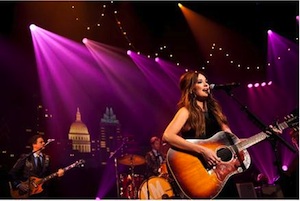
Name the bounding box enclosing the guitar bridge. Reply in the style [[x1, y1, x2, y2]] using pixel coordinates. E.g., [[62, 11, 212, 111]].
[[207, 169, 214, 175], [206, 165, 217, 174]]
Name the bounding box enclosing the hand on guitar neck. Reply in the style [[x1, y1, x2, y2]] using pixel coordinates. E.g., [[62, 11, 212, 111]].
[[57, 168, 64, 177]]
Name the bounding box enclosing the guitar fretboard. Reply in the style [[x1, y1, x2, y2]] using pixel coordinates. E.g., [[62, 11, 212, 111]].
[[237, 121, 289, 150], [41, 160, 83, 183]]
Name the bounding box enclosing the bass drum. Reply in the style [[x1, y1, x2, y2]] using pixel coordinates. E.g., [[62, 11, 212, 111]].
[[138, 177, 174, 199]]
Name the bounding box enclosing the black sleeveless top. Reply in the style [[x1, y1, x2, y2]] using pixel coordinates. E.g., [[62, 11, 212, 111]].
[[181, 110, 222, 139]]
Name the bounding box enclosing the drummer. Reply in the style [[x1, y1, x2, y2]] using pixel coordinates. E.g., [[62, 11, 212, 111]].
[[145, 136, 165, 178]]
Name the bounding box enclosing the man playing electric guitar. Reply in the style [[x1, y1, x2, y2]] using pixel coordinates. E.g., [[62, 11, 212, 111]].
[[8, 134, 64, 198]]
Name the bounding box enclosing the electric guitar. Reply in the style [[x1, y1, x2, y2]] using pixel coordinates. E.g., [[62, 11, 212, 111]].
[[167, 114, 298, 199], [9, 159, 85, 198]]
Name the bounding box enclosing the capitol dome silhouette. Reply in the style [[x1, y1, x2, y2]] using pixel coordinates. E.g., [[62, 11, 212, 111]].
[[68, 107, 91, 153]]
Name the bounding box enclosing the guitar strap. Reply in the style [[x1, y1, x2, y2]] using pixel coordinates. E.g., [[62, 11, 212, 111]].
[[225, 132, 246, 171]]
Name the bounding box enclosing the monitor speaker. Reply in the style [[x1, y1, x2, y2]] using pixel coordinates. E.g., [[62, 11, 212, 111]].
[[236, 182, 257, 198], [261, 185, 284, 198]]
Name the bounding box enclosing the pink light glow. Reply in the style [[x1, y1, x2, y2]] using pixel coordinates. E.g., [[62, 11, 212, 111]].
[[127, 50, 132, 55], [29, 24, 37, 31], [254, 83, 259, 87], [82, 38, 88, 44], [259, 29, 298, 187], [155, 57, 160, 62], [267, 30, 272, 34], [282, 165, 288, 171], [261, 82, 266, 86], [247, 83, 253, 88]]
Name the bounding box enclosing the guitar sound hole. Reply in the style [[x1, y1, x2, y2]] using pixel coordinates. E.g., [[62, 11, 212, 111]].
[[216, 148, 232, 162]]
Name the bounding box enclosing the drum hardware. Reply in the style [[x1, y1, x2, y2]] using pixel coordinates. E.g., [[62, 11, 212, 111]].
[[109, 138, 134, 198], [118, 154, 146, 166], [118, 154, 146, 199], [129, 164, 137, 199], [119, 173, 144, 199], [144, 174, 151, 200]]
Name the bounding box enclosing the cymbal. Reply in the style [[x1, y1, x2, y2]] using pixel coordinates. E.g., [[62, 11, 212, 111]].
[[118, 154, 145, 166]]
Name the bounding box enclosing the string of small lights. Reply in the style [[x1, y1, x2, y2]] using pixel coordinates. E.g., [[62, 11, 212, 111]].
[[70, 2, 108, 31], [112, 9, 137, 53], [69, 2, 298, 72], [205, 43, 262, 71], [69, 1, 182, 67], [113, 8, 182, 67]]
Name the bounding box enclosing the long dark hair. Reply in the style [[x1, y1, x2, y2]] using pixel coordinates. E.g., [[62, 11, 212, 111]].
[[177, 71, 228, 137]]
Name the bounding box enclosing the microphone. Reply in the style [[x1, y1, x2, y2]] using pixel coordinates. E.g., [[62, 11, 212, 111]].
[[210, 82, 240, 90], [123, 136, 134, 142], [44, 139, 55, 147]]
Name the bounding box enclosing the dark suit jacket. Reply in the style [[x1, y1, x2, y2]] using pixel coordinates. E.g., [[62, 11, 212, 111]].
[[145, 150, 164, 178], [9, 153, 51, 191]]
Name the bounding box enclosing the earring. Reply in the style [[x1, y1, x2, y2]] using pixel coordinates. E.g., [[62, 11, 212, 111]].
[[189, 91, 196, 99]]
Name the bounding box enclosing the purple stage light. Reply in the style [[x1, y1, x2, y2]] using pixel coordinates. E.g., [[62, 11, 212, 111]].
[[155, 57, 160, 62], [254, 83, 259, 87], [267, 30, 272, 34], [261, 82, 266, 86], [127, 50, 132, 55], [247, 83, 253, 88]]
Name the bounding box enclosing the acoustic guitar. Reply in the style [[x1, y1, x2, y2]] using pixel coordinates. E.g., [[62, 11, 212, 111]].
[[166, 114, 298, 199], [9, 159, 85, 198]]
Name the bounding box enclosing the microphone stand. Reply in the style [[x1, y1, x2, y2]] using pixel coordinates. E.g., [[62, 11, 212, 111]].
[[221, 88, 296, 179], [145, 167, 150, 200], [109, 140, 127, 198]]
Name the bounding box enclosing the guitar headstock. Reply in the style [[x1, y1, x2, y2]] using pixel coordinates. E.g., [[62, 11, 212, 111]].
[[75, 159, 85, 168], [284, 112, 299, 131]]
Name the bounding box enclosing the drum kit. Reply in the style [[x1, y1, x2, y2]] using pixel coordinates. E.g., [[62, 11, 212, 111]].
[[116, 142, 174, 199]]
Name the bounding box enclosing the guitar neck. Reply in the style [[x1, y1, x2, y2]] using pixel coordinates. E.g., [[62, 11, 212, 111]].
[[42, 162, 78, 183], [237, 121, 289, 150], [237, 132, 267, 150]]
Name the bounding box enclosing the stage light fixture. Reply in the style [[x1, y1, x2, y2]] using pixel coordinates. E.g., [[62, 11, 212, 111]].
[[282, 165, 288, 171], [82, 38, 88, 44], [29, 24, 37, 31]]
